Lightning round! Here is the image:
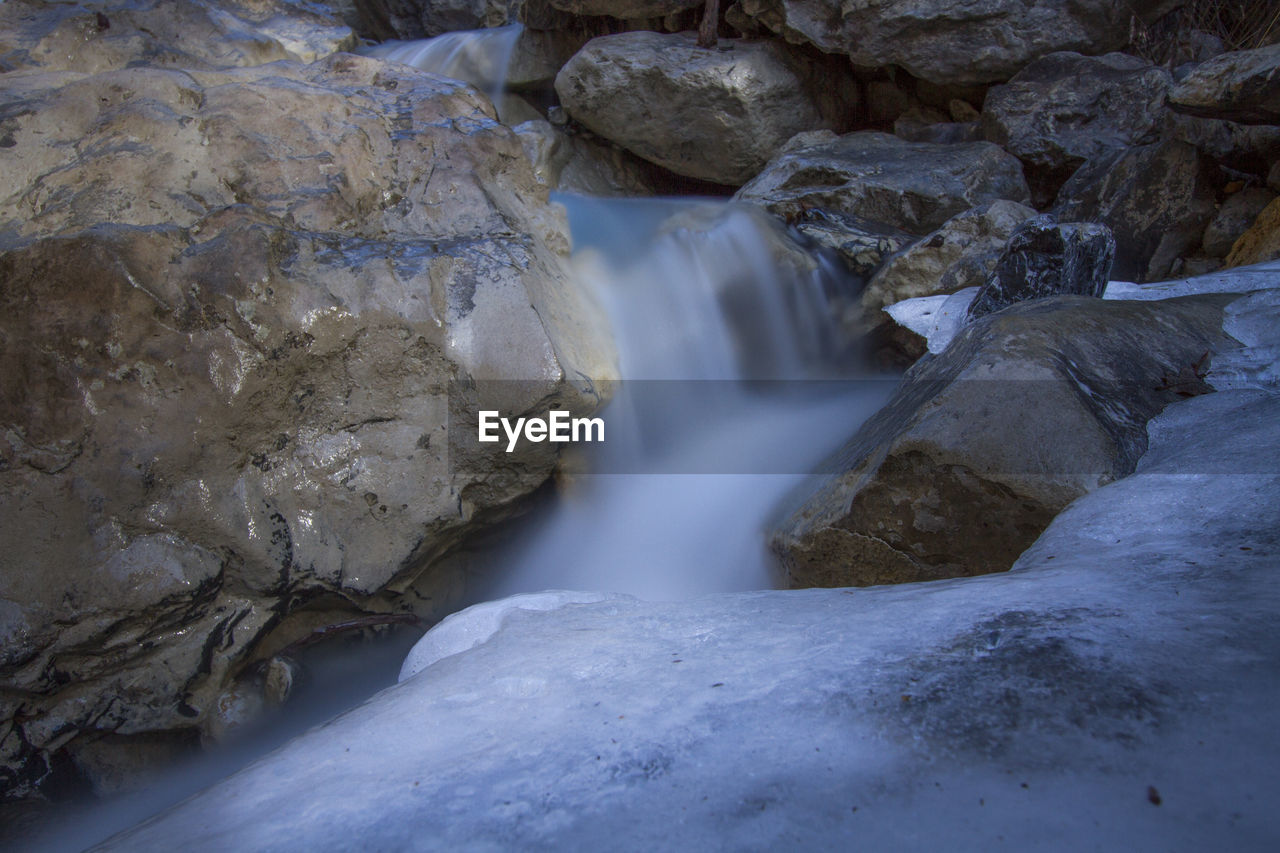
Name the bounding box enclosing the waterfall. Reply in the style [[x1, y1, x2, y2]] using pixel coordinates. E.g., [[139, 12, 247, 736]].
[[484, 196, 891, 600], [358, 24, 522, 106]]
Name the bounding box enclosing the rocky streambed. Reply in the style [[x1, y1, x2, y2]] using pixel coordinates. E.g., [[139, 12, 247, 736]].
[[1, 0, 1279, 848]]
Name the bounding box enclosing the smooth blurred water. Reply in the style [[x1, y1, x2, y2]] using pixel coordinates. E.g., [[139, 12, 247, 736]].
[[358, 24, 522, 104], [487, 196, 892, 600]]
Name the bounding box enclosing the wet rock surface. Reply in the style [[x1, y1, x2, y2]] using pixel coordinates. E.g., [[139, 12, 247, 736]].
[[735, 131, 1030, 236], [0, 54, 613, 798], [554, 31, 842, 185], [772, 295, 1230, 588], [967, 216, 1116, 318]]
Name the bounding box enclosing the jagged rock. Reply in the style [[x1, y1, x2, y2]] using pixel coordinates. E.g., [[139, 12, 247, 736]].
[[981, 52, 1170, 203], [967, 217, 1116, 318], [1226, 197, 1280, 268], [788, 209, 915, 280], [514, 120, 657, 196], [732, 0, 1134, 85], [861, 200, 1037, 319], [1163, 111, 1280, 175], [345, 0, 517, 39], [1203, 188, 1277, 258], [1168, 42, 1280, 125], [1053, 140, 1217, 282], [0, 0, 353, 73], [545, 0, 703, 18], [0, 55, 614, 799], [735, 131, 1030, 236], [894, 119, 983, 146], [772, 295, 1230, 588], [553, 32, 847, 186]]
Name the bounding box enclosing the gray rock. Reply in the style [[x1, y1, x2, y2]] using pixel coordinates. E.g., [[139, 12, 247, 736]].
[[733, 0, 1134, 85], [735, 131, 1030, 236], [554, 32, 838, 186], [1271, 162, 1280, 192], [789, 209, 916, 280], [0, 55, 614, 798], [1169, 42, 1280, 125], [772, 295, 1230, 588], [546, 0, 703, 18], [967, 216, 1116, 319], [0, 0, 354, 73], [1203, 188, 1278, 258], [981, 52, 1170, 203], [1053, 140, 1218, 282], [1163, 111, 1280, 175], [506, 27, 590, 89], [862, 200, 1037, 318], [345, 0, 517, 39]]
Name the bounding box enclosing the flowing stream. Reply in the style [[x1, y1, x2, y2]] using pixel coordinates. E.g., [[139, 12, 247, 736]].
[[30, 27, 894, 852]]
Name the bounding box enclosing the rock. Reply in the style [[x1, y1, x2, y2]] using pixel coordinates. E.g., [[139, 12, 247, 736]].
[[981, 52, 1170, 203], [506, 28, 590, 90], [862, 200, 1037, 317], [514, 119, 658, 196], [788, 209, 916, 280], [733, 0, 1134, 85], [1163, 112, 1280, 175], [772, 295, 1230, 588], [735, 131, 1030, 236], [345, 0, 517, 39], [92, 385, 1280, 852], [1226, 197, 1280, 268], [1270, 162, 1280, 192], [1203, 188, 1277, 258], [553, 31, 844, 186], [967, 217, 1116, 318], [1168, 43, 1280, 125], [0, 0, 354, 73], [894, 119, 983, 146], [1053, 140, 1217, 282], [546, 0, 703, 18], [0, 55, 614, 799]]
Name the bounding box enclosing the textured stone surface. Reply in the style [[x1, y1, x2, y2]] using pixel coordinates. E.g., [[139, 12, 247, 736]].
[[789, 209, 915, 280], [733, 0, 1134, 85], [1226, 197, 1280, 268], [1053, 140, 1217, 282], [735, 131, 1030, 236], [346, 0, 517, 39], [554, 31, 839, 186], [982, 52, 1170, 202], [0, 0, 354, 73], [547, 0, 703, 18], [772, 296, 1229, 588], [0, 55, 614, 799], [862, 200, 1037, 316], [1169, 43, 1280, 125], [967, 217, 1116, 318], [1203, 188, 1277, 258]]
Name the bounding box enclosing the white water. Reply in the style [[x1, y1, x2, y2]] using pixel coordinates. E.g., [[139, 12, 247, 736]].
[[486, 196, 892, 600], [358, 24, 522, 104]]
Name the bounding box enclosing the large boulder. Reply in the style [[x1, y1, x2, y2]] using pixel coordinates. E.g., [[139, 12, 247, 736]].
[[966, 216, 1116, 318], [1203, 188, 1277, 258], [0, 0, 354, 73], [981, 52, 1170, 203], [344, 0, 517, 39], [733, 0, 1135, 85], [735, 131, 1030, 236], [0, 55, 614, 799], [514, 119, 658, 196], [1052, 140, 1218, 282], [554, 31, 846, 186], [771, 295, 1229, 588], [1168, 43, 1280, 125]]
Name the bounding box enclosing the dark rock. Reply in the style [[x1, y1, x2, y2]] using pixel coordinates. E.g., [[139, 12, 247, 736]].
[[967, 216, 1116, 319], [771, 295, 1232, 588], [789, 208, 916, 279], [735, 131, 1030, 236], [1052, 140, 1217, 282], [982, 52, 1170, 205], [1168, 43, 1280, 125], [1202, 188, 1277, 258]]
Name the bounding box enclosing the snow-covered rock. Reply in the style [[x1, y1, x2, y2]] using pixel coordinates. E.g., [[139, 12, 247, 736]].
[[97, 382, 1280, 850]]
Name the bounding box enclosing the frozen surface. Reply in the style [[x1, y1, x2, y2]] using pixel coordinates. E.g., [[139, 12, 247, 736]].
[[1210, 289, 1280, 392], [101, 387, 1280, 851], [888, 260, 1280, 354]]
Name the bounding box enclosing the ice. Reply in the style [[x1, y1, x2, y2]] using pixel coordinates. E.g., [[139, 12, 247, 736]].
[[99, 384, 1280, 851], [884, 287, 977, 354]]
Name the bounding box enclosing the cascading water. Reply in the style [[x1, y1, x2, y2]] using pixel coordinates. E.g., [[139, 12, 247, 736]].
[[359, 24, 523, 107], [483, 196, 892, 600]]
